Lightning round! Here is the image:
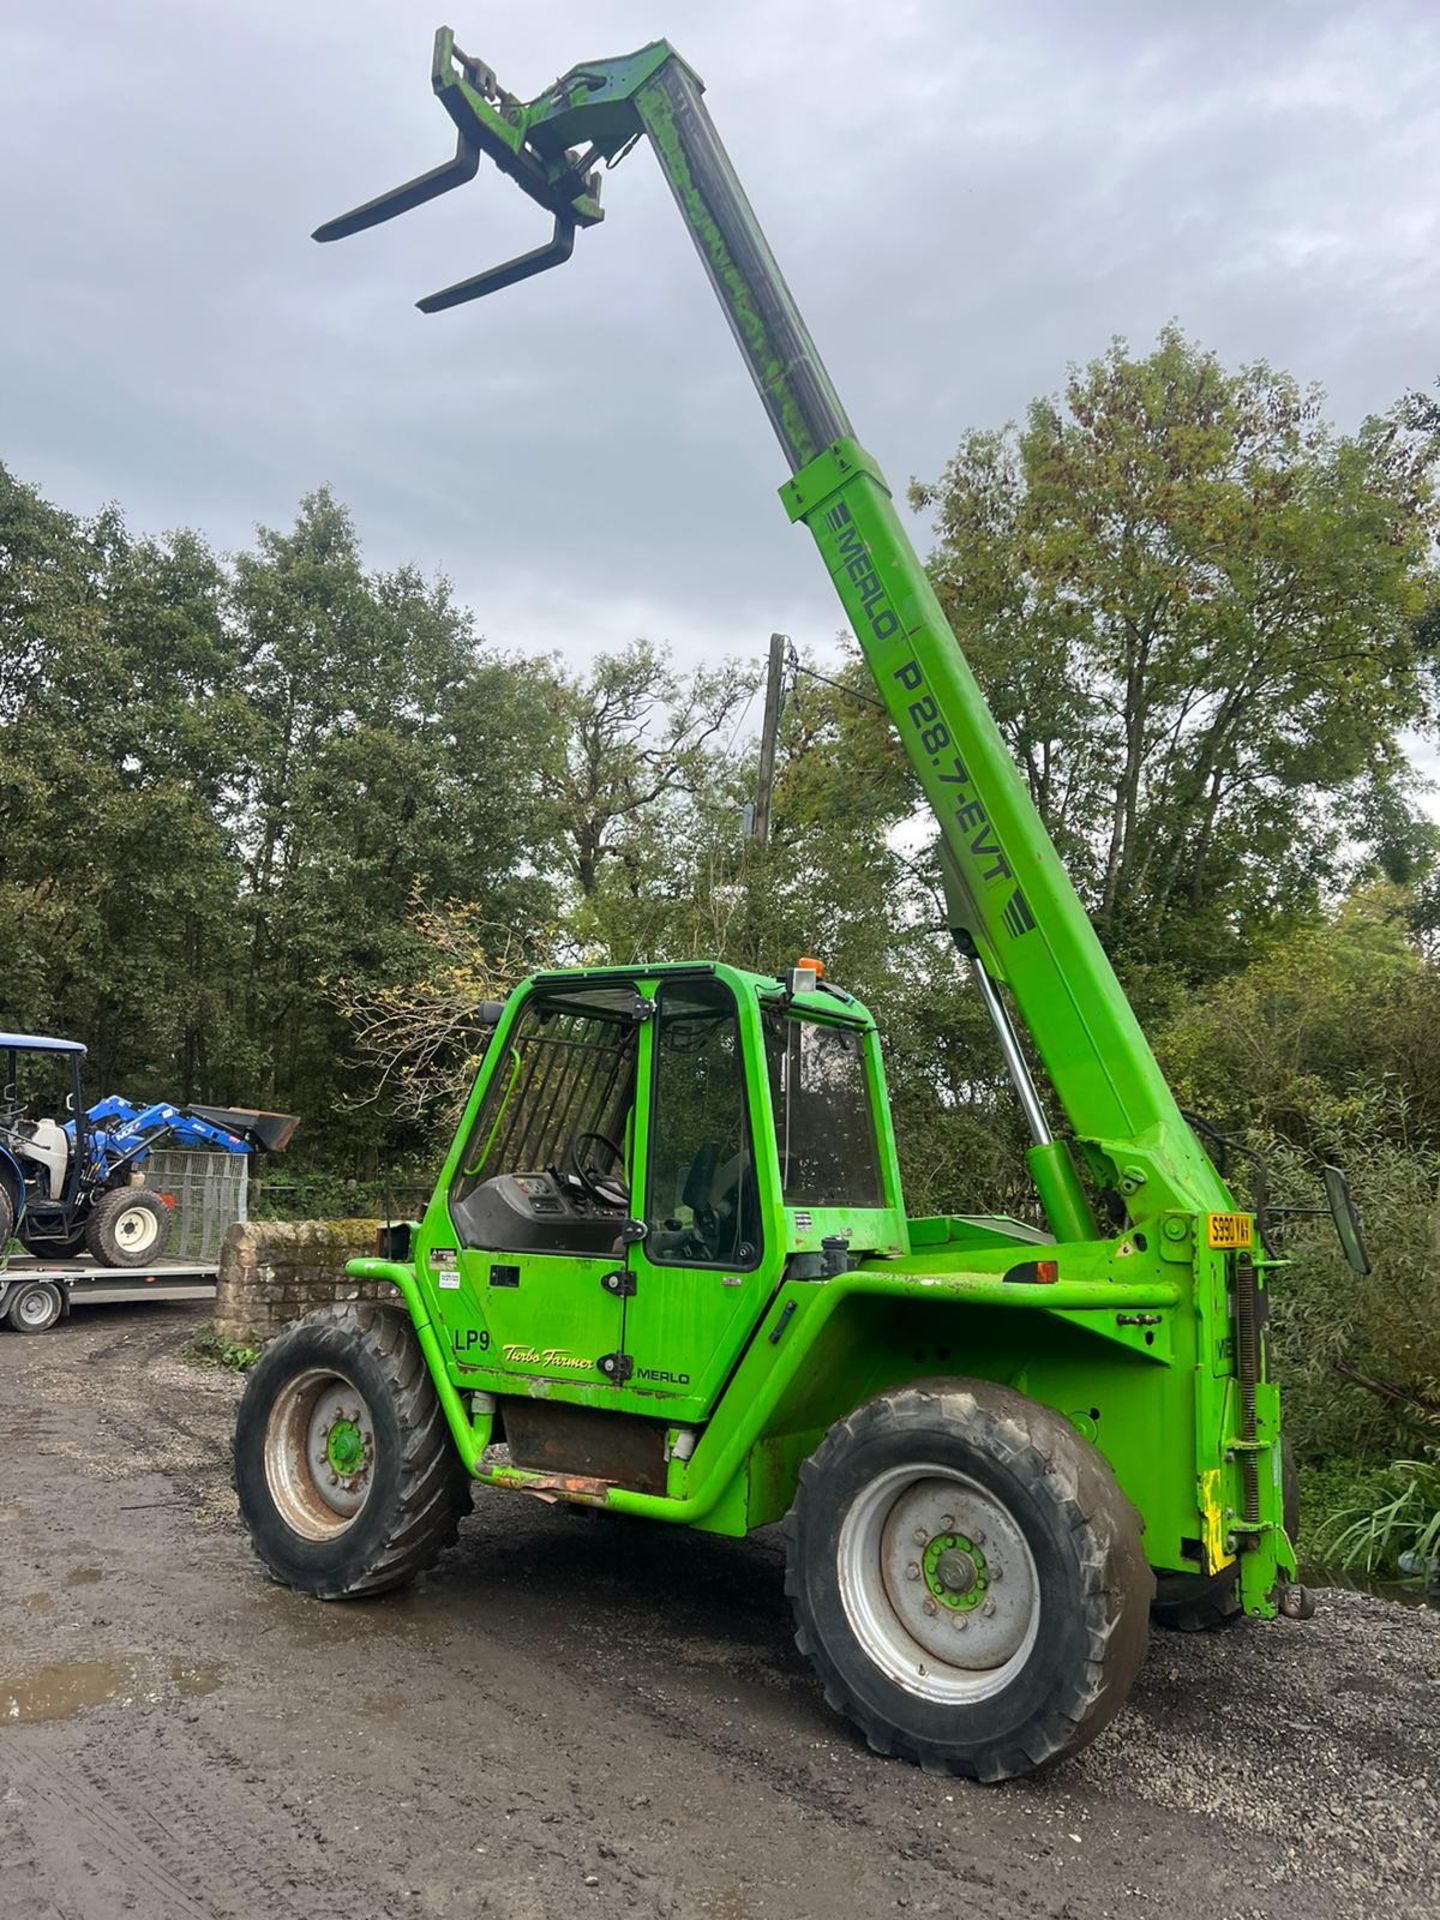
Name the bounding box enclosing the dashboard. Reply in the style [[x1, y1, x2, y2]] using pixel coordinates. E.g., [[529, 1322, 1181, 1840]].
[[449, 1168, 626, 1256]]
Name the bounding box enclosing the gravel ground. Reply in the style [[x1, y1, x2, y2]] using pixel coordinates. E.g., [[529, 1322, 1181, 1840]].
[[1, 1300, 1436, 1920]]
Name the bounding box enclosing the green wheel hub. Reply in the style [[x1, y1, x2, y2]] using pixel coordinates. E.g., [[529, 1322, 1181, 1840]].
[[325, 1416, 366, 1477], [922, 1531, 989, 1611]]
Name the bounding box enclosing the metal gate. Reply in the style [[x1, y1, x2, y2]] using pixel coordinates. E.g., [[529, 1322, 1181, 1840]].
[[144, 1151, 249, 1262]]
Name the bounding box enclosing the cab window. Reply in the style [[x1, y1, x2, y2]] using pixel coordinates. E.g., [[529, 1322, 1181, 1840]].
[[763, 1013, 885, 1209], [644, 980, 760, 1268]]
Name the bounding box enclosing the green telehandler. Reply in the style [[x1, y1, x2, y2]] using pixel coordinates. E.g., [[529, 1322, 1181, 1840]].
[[235, 26, 1365, 1780]]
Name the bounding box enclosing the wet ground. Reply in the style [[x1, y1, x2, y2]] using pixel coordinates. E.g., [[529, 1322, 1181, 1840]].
[[1, 1301, 1437, 1920]]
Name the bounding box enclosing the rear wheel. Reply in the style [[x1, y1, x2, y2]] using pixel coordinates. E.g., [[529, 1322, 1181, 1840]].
[[5, 1281, 64, 1334], [785, 1379, 1152, 1781], [234, 1301, 471, 1599], [84, 1188, 171, 1266]]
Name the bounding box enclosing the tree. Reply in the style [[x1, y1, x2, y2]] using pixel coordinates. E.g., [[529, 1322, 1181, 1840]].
[[911, 328, 1440, 981], [226, 489, 563, 1156], [0, 467, 243, 1092], [550, 639, 752, 904]]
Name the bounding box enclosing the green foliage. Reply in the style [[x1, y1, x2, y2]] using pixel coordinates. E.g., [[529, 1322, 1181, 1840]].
[[1152, 912, 1440, 1548], [182, 1320, 261, 1373], [248, 1171, 432, 1222], [0, 469, 561, 1166], [911, 327, 1440, 980], [1308, 1451, 1440, 1578]]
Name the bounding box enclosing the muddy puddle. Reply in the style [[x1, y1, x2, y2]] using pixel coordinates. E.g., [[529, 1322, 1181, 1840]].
[[0, 1656, 226, 1723], [1, 1659, 134, 1724]]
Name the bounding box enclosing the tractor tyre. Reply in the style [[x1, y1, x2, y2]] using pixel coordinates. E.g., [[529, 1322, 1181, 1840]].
[[4, 1281, 63, 1334], [234, 1301, 472, 1600], [1150, 1439, 1301, 1633], [785, 1378, 1152, 1782], [84, 1187, 171, 1267]]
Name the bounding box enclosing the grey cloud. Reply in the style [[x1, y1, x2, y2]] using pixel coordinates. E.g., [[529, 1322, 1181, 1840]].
[[2, 1, 1436, 669]]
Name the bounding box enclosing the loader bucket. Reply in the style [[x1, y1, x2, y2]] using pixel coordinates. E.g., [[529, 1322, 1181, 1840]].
[[186, 1105, 301, 1153]]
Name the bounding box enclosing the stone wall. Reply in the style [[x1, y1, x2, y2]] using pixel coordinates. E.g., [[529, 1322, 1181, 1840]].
[[213, 1219, 399, 1345]]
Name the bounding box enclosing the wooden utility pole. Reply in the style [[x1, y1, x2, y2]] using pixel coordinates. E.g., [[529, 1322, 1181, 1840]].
[[751, 632, 787, 846]]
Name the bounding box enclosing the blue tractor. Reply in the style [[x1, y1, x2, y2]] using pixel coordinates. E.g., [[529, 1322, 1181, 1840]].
[[0, 1032, 298, 1267]]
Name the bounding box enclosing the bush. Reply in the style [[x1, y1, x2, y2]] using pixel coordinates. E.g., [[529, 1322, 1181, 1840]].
[[182, 1320, 261, 1373], [248, 1171, 432, 1222], [1308, 1450, 1440, 1576]]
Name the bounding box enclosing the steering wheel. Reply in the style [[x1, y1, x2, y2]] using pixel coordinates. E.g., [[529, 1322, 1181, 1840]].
[[569, 1130, 630, 1211]]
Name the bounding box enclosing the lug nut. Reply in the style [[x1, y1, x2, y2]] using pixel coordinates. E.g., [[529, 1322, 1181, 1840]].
[[952, 1614, 968, 1632], [922, 1598, 938, 1617], [912, 1527, 928, 1546], [971, 1529, 986, 1547], [905, 1562, 921, 1582], [991, 1566, 1003, 1582], [939, 1514, 956, 1531], [981, 1599, 996, 1618]]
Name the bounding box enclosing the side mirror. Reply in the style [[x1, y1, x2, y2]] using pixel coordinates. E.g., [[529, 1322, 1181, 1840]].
[[476, 1001, 505, 1029], [1322, 1165, 1370, 1277]]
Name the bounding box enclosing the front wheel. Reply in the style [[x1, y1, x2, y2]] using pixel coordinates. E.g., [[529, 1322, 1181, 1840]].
[[84, 1187, 171, 1266], [785, 1379, 1152, 1781], [234, 1302, 471, 1599]]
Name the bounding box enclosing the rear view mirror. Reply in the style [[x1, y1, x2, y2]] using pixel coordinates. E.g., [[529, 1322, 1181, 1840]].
[[1322, 1164, 1370, 1276]]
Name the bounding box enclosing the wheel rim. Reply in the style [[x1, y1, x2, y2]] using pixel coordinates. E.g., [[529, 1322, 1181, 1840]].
[[263, 1369, 377, 1540], [15, 1287, 58, 1330], [113, 1204, 161, 1255], [837, 1463, 1040, 1704]]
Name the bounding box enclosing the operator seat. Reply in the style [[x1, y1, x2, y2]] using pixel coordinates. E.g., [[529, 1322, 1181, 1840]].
[[16, 1119, 68, 1200]]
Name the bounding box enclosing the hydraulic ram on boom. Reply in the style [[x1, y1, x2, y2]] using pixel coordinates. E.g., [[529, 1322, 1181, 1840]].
[[249, 27, 1360, 1782]]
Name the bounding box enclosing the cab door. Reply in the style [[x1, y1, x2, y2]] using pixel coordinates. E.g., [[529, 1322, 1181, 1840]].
[[620, 976, 777, 1419], [441, 984, 641, 1391]]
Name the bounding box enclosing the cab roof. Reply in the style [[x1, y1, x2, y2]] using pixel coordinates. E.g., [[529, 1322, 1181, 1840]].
[[524, 960, 873, 1024], [0, 1033, 86, 1055]]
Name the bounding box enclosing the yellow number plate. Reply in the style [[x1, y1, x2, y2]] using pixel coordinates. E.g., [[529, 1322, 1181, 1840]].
[[1205, 1212, 1253, 1251]]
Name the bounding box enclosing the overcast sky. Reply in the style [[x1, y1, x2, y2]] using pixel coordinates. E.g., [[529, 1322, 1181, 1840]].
[[4, 1, 1438, 680]]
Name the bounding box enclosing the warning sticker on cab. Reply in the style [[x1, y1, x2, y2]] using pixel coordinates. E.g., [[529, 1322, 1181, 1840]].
[[1205, 1212, 1253, 1250]]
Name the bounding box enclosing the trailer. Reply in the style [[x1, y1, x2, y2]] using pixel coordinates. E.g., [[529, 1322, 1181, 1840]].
[[0, 1254, 218, 1333]]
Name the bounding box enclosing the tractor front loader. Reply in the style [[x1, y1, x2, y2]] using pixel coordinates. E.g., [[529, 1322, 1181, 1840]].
[[234, 28, 1364, 1781]]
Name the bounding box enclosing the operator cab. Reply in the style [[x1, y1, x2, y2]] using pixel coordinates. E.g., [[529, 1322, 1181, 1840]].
[[434, 960, 902, 1419], [444, 961, 901, 1272], [0, 1034, 87, 1218], [447, 972, 769, 1267]]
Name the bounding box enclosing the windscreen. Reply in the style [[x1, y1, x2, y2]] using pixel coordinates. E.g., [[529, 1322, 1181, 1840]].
[[451, 991, 637, 1198], [762, 1013, 885, 1209]]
